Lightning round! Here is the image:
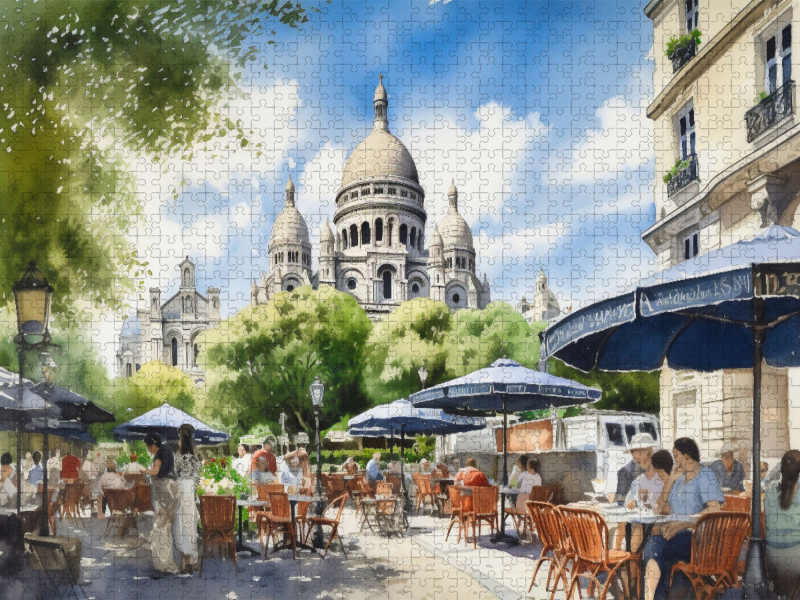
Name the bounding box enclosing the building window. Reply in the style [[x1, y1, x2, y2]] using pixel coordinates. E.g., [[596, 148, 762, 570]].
[[683, 230, 699, 260], [126, 363, 132, 378], [286, 285, 294, 292], [347, 279, 357, 290], [388, 187, 396, 195], [351, 192, 358, 199], [383, 270, 392, 300], [684, 0, 698, 33], [374, 187, 383, 194], [410, 193, 417, 200], [342, 230, 348, 249], [411, 283, 420, 294], [375, 218, 383, 242], [350, 224, 358, 247], [766, 25, 792, 94], [361, 222, 371, 245], [410, 227, 416, 249], [135, 363, 141, 372], [193, 343, 199, 367], [676, 102, 695, 160], [171, 338, 178, 367], [361, 188, 370, 196], [452, 293, 460, 304], [399, 224, 407, 244]]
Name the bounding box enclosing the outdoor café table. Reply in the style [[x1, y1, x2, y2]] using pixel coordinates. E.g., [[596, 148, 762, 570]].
[[488, 486, 522, 545], [272, 494, 323, 558], [235, 499, 266, 556]]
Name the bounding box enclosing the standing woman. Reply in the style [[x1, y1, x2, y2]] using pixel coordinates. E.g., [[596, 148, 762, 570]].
[[174, 424, 200, 575], [144, 433, 179, 576], [765, 449, 800, 598]]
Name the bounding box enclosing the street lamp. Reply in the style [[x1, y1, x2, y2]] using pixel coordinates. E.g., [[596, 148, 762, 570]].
[[309, 376, 324, 549], [12, 261, 54, 533], [417, 365, 428, 389]]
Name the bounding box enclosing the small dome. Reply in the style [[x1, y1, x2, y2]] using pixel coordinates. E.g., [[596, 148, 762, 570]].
[[271, 206, 310, 247], [341, 128, 419, 187], [431, 224, 443, 247], [537, 269, 547, 282], [438, 211, 474, 249], [320, 219, 334, 244], [286, 176, 295, 195]]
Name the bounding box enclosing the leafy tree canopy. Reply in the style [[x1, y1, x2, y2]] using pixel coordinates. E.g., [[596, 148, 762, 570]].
[[0, 0, 313, 319], [199, 285, 372, 439]]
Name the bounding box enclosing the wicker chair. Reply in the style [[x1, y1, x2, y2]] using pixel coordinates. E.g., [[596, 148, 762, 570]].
[[525, 501, 573, 599], [304, 493, 348, 557], [412, 473, 437, 514], [354, 479, 374, 516], [61, 482, 85, 525], [260, 492, 295, 559], [250, 483, 283, 530], [670, 512, 751, 600], [102, 487, 137, 537], [559, 506, 639, 600], [445, 486, 466, 543], [462, 486, 499, 548], [506, 485, 552, 540], [198, 495, 237, 577], [376, 481, 394, 497]]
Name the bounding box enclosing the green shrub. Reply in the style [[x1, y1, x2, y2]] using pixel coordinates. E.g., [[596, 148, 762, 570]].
[[665, 29, 701, 58], [663, 158, 691, 183]]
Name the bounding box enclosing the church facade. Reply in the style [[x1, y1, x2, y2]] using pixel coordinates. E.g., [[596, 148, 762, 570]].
[[252, 76, 492, 317], [515, 270, 561, 323], [116, 257, 221, 384]]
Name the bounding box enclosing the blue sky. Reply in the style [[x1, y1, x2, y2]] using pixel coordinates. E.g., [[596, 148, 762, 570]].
[[117, 0, 657, 363]]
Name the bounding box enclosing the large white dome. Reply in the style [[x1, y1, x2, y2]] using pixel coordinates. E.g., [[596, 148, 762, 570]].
[[340, 128, 419, 188]]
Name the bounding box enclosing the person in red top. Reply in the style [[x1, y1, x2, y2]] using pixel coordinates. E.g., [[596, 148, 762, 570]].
[[250, 437, 277, 476], [61, 453, 81, 481], [456, 458, 490, 511]]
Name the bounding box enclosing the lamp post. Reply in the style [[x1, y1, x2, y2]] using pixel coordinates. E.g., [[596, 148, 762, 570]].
[[12, 261, 54, 534], [309, 376, 324, 549], [417, 366, 428, 390]]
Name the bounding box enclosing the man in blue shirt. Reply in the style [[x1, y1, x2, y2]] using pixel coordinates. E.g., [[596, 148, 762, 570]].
[[27, 451, 42, 487], [709, 447, 745, 492], [366, 452, 384, 484]]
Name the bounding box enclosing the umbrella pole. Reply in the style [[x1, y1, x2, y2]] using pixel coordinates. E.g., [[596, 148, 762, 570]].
[[502, 394, 509, 486], [40, 430, 49, 536], [16, 346, 23, 516], [401, 425, 410, 512], [744, 298, 770, 599]]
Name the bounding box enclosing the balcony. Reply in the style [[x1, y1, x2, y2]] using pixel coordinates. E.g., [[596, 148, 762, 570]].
[[745, 81, 795, 143], [669, 39, 697, 73], [666, 154, 699, 197]]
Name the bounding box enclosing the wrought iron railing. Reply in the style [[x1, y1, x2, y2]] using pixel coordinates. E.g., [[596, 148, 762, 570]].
[[669, 39, 697, 73], [745, 81, 795, 142], [666, 154, 699, 197]]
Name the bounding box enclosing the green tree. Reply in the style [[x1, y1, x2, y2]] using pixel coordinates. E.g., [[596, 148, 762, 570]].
[[0, 0, 313, 318], [367, 299, 545, 403], [199, 285, 372, 439]]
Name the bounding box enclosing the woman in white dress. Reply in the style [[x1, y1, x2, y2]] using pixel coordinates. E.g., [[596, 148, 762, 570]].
[[173, 424, 200, 575]]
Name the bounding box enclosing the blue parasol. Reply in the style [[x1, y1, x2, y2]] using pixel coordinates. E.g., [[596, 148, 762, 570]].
[[113, 402, 229, 445], [540, 224, 800, 598]]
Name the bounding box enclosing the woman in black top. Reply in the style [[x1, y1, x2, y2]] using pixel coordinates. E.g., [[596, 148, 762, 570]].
[[144, 433, 179, 575]]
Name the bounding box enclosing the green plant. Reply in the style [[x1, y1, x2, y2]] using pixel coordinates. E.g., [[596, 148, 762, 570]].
[[754, 90, 770, 104], [197, 457, 249, 498], [663, 158, 692, 183], [665, 29, 702, 58]]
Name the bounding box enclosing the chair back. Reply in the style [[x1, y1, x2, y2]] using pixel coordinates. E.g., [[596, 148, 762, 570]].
[[689, 512, 751, 575], [268, 492, 291, 519], [416, 474, 433, 495], [133, 482, 152, 512], [448, 485, 464, 512], [529, 485, 553, 503], [357, 479, 374, 498], [723, 494, 750, 513], [376, 481, 393, 496], [199, 495, 236, 532], [63, 482, 83, 508], [329, 474, 347, 494], [471, 485, 498, 515], [526, 501, 564, 552], [326, 493, 348, 523], [558, 506, 608, 565], [103, 488, 133, 512]]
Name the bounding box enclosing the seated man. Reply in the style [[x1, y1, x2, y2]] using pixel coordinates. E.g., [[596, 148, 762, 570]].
[[455, 458, 490, 512], [710, 447, 745, 492], [251, 456, 275, 484], [97, 461, 127, 519], [515, 457, 543, 510], [365, 452, 385, 485], [27, 451, 43, 487]]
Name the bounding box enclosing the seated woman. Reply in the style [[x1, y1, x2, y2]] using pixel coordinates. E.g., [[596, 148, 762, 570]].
[[642, 437, 723, 600], [765, 449, 800, 598]]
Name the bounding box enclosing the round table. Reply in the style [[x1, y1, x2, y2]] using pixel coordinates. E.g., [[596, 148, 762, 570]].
[[235, 499, 266, 556]]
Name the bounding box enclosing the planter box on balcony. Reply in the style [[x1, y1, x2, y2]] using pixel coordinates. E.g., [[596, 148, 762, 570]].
[[669, 39, 697, 73], [666, 155, 699, 197], [745, 81, 795, 143]]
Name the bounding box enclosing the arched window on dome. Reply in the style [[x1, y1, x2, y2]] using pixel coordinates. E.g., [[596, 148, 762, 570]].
[[410, 227, 416, 249], [350, 224, 358, 247], [418, 232, 423, 250], [171, 338, 178, 367], [382, 270, 392, 300], [342, 230, 348, 250], [361, 222, 371, 245], [375, 219, 383, 243], [399, 224, 407, 245], [387, 220, 393, 246]]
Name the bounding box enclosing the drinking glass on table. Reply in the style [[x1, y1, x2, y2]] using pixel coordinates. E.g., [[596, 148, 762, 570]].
[[638, 488, 649, 504]]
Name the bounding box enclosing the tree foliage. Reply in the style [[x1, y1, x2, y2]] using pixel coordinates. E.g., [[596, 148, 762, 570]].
[[0, 0, 313, 318], [199, 285, 372, 439]]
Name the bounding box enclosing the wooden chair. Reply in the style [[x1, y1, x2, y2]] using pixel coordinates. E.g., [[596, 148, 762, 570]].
[[723, 494, 750, 513], [198, 495, 237, 577], [670, 512, 751, 600], [250, 483, 282, 530], [260, 492, 295, 559], [412, 473, 437, 514], [354, 479, 374, 516], [102, 488, 137, 536], [61, 482, 85, 525], [462, 486, 499, 548], [376, 481, 394, 497], [132, 482, 152, 515], [558, 506, 639, 600], [506, 485, 552, 540], [25, 534, 85, 599], [304, 493, 348, 557], [525, 501, 573, 600], [445, 485, 466, 543], [295, 499, 310, 541]]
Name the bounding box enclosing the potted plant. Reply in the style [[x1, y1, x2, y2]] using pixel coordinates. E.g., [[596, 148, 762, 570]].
[[666, 29, 702, 72], [663, 158, 691, 184]]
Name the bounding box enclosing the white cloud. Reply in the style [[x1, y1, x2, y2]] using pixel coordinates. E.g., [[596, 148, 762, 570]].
[[553, 94, 653, 185]]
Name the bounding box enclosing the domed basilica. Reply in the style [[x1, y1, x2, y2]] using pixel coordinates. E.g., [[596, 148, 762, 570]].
[[252, 76, 491, 317]]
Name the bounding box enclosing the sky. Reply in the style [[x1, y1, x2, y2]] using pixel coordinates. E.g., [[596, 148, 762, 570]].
[[111, 0, 657, 372]]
